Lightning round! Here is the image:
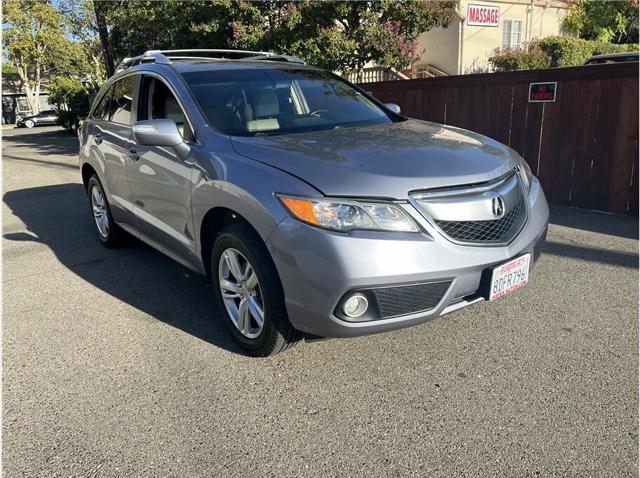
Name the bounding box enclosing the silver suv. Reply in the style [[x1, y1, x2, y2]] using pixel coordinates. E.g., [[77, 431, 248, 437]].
[[79, 49, 549, 356]]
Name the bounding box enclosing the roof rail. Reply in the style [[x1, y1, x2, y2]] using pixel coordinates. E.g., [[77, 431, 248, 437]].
[[151, 49, 274, 58], [241, 54, 306, 64], [114, 48, 305, 74], [115, 51, 171, 73]]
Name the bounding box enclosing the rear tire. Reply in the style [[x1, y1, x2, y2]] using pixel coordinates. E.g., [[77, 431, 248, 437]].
[[87, 175, 126, 247], [211, 223, 300, 356]]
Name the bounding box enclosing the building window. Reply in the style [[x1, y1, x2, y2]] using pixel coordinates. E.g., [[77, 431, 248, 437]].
[[502, 20, 523, 48]]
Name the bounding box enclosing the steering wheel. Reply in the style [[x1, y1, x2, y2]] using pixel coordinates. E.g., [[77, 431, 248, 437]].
[[309, 109, 328, 117]]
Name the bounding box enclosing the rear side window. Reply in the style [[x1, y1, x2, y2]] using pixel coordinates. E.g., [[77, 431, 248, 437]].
[[92, 86, 112, 121], [109, 76, 135, 125]]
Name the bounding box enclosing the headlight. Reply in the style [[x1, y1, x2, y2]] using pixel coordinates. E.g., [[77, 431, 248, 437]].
[[277, 195, 419, 232], [517, 157, 533, 194]]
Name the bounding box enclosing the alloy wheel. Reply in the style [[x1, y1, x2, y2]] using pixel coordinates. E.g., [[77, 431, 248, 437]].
[[90, 185, 109, 238], [218, 248, 265, 339]]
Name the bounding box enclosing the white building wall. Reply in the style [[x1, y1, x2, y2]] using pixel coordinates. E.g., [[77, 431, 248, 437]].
[[414, 24, 461, 75], [413, 0, 568, 76]]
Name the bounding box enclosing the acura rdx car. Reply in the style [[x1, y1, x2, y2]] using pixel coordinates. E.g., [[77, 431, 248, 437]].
[[78, 49, 549, 356]]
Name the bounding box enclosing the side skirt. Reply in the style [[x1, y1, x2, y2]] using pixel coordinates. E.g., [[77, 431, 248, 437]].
[[118, 222, 207, 276]]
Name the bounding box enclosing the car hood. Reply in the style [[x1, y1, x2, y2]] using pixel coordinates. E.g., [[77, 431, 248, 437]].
[[230, 119, 519, 199]]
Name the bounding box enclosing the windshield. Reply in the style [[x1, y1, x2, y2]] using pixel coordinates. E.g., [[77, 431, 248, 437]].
[[181, 67, 398, 136]]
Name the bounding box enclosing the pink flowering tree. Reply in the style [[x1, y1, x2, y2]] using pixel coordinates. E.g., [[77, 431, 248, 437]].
[[100, 0, 455, 73], [258, 0, 456, 71]]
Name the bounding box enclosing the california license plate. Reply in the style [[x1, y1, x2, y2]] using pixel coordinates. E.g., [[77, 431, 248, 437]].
[[489, 254, 530, 301]]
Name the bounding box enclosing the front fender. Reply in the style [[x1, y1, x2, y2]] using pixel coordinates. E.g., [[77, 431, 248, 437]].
[[191, 147, 320, 269]]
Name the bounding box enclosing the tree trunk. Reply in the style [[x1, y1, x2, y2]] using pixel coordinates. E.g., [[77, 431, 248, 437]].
[[90, 54, 105, 89], [33, 62, 41, 115], [94, 1, 115, 77], [24, 82, 39, 115], [15, 60, 39, 115]]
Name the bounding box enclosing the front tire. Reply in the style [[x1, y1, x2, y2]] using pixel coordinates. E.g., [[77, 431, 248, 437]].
[[87, 175, 126, 247], [211, 223, 300, 356], [24, 119, 35, 128]]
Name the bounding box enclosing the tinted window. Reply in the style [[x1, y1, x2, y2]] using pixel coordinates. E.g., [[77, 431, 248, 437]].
[[109, 76, 135, 125], [138, 76, 193, 141], [181, 68, 398, 136], [92, 86, 112, 121]]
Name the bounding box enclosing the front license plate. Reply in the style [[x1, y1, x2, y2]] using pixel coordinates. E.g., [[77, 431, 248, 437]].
[[489, 254, 530, 301]]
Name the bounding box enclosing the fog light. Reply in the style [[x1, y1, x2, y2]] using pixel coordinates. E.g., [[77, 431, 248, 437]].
[[343, 294, 368, 318]]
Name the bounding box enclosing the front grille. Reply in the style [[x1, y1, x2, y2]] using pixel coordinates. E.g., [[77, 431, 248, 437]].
[[371, 280, 451, 319], [435, 198, 524, 243], [411, 170, 529, 245]]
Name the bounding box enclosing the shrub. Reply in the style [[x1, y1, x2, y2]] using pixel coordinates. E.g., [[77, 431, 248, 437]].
[[47, 77, 91, 132], [489, 36, 639, 72], [537, 36, 595, 67], [590, 41, 640, 55], [2, 62, 18, 74], [489, 42, 550, 72]]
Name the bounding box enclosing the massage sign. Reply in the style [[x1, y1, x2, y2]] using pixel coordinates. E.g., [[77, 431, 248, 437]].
[[466, 4, 500, 27]]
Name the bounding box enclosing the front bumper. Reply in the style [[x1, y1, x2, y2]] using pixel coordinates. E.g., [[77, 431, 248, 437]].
[[267, 178, 549, 338]]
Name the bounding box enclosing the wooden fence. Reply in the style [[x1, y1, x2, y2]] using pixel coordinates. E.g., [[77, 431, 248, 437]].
[[362, 63, 638, 215]]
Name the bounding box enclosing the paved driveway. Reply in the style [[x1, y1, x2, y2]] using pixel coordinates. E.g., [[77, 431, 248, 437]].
[[3, 126, 638, 477]]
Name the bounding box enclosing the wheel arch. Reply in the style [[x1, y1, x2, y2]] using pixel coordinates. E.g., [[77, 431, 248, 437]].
[[81, 163, 98, 193], [199, 207, 267, 279]]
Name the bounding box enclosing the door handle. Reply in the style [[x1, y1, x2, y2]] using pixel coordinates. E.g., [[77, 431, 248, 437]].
[[126, 148, 140, 161], [94, 132, 103, 145]]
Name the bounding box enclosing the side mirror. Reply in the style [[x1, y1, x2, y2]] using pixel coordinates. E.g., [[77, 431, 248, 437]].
[[384, 103, 401, 114], [133, 119, 183, 146], [132, 119, 190, 159]]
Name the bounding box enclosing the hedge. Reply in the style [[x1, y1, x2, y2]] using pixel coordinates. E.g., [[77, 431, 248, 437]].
[[489, 36, 639, 72]]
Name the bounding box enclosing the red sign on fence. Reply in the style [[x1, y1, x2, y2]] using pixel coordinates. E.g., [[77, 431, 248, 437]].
[[528, 82, 557, 102], [467, 4, 500, 27]]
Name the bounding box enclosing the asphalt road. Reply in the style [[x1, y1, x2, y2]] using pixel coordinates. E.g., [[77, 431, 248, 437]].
[[3, 126, 638, 477]]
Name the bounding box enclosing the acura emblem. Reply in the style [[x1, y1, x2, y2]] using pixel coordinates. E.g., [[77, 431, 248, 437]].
[[492, 195, 505, 218]]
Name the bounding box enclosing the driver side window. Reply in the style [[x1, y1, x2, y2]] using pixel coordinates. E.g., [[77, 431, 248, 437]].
[[138, 76, 194, 142]]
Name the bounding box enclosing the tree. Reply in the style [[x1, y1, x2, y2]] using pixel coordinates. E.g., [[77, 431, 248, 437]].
[[101, 1, 264, 61], [563, 0, 639, 44], [2, 63, 19, 74], [100, 0, 454, 72], [93, 0, 115, 77], [48, 76, 91, 131], [259, 0, 455, 72], [58, 0, 110, 88], [3, 0, 69, 114]]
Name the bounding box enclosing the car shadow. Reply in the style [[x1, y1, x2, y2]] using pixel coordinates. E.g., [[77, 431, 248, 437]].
[[549, 205, 639, 240], [543, 240, 638, 269], [3, 183, 243, 355], [2, 127, 80, 157]]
